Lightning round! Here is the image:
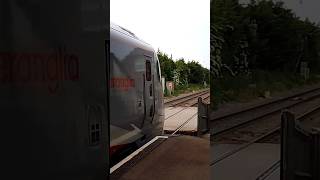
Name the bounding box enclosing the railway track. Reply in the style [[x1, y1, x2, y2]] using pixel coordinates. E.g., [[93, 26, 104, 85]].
[[210, 103, 320, 166], [211, 86, 320, 121], [164, 89, 210, 107], [259, 103, 320, 143], [211, 86, 320, 142], [210, 86, 320, 179]]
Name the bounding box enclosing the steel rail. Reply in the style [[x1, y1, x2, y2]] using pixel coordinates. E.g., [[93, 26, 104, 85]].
[[211, 89, 320, 136], [210, 103, 320, 166], [165, 89, 209, 106], [211, 87, 320, 122]]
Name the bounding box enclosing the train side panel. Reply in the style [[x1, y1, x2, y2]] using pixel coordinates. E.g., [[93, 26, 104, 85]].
[[110, 26, 164, 159], [0, 1, 109, 179]]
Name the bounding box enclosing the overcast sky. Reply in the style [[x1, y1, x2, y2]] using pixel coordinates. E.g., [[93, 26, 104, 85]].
[[240, 0, 320, 23], [110, 0, 210, 69], [282, 0, 320, 23]]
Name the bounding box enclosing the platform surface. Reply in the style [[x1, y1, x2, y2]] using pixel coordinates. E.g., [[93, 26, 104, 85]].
[[264, 167, 280, 180], [211, 143, 280, 180], [164, 107, 198, 132], [112, 136, 209, 180], [210, 143, 242, 162]]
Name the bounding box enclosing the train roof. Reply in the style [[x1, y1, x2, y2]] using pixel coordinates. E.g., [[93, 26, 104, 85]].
[[111, 23, 152, 48]]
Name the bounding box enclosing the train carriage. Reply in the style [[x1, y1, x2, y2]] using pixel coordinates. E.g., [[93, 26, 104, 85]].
[[110, 23, 164, 165]]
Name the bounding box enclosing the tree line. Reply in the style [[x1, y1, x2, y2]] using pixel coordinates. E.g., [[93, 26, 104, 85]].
[[211, 0, 320, 107], [157, 50, 209, 88], [211, 0, 320, 79]]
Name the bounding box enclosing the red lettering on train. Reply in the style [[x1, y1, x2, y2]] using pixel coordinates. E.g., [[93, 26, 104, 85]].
[[0, 47, 80, 94], [110, 77, 135, 91]]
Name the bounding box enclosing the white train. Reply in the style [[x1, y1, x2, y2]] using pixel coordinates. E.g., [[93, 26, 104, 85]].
[[110, 23, 165, 165], [2, 0, 163, 178]]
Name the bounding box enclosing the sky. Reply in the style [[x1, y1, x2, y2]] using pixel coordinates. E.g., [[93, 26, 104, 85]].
[[110, 0, 210, 69], [282, 0, 320, 23], [240, 0, 320, 24]]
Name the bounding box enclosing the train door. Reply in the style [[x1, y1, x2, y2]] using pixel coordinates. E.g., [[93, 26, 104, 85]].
[[153, 56, 163, 122], [144, 56, 155, 124]]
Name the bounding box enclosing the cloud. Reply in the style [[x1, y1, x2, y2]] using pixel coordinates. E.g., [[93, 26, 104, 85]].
[[111, 0, 210, 68]]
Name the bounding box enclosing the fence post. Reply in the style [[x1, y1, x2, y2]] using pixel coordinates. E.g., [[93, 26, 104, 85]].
[[281, 110, 295, 180], [197, 97, 209, 136], [281, 110, 320, 180], [311, 128, 320, 180]]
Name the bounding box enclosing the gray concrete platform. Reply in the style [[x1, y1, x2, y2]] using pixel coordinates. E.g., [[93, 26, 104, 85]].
[[164, 107, 198, 132], [263, 167, 280, 180], [211, 143, 242, 162], [112, 136, 209, 180], [210, 143, 280, 180]]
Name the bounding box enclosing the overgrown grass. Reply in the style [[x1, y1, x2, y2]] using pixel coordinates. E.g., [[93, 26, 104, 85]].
[[211, 70, 320, 109]]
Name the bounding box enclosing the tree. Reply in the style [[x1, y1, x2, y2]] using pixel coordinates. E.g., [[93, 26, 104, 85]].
[[175, 58, 189, 86], [187, 61, 205, 84], [158, 49, 209, 86], [157, 50, 176, 81], [211, 0, 320, 74]]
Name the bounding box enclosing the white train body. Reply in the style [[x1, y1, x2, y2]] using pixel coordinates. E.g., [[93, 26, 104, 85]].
[[110, 23, 164, 163]]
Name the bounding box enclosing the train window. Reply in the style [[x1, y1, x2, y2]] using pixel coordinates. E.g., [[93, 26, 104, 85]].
[[146, 60, 151, 81], [87, 105, 102, 146], [149, 84, 153, 96]]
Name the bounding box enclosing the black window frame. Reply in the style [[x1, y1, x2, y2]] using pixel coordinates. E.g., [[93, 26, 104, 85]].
[[146, 60, 151, 81]]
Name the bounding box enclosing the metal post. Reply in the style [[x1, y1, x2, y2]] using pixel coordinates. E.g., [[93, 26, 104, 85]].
[[197, 97, 209, 136], [281, 110, 320, 180], [281, 110, 295, 180]]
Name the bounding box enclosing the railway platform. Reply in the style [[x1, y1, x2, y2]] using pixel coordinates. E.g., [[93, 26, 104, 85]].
[[210, 143, 280, 180], [164, 107, 198, 133], [110, 135, 209, 180], [163, 89, 210, 135], [208, 84, 320, 180]]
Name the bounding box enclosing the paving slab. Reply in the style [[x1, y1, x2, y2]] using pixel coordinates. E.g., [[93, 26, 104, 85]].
[[211, 143, 280, 180], [112, 136, 209, 180], [164, 107, 198, 132], [164, 107, 185, 118], [263, 167, 280, 180], [210, 143, 242, 162]]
